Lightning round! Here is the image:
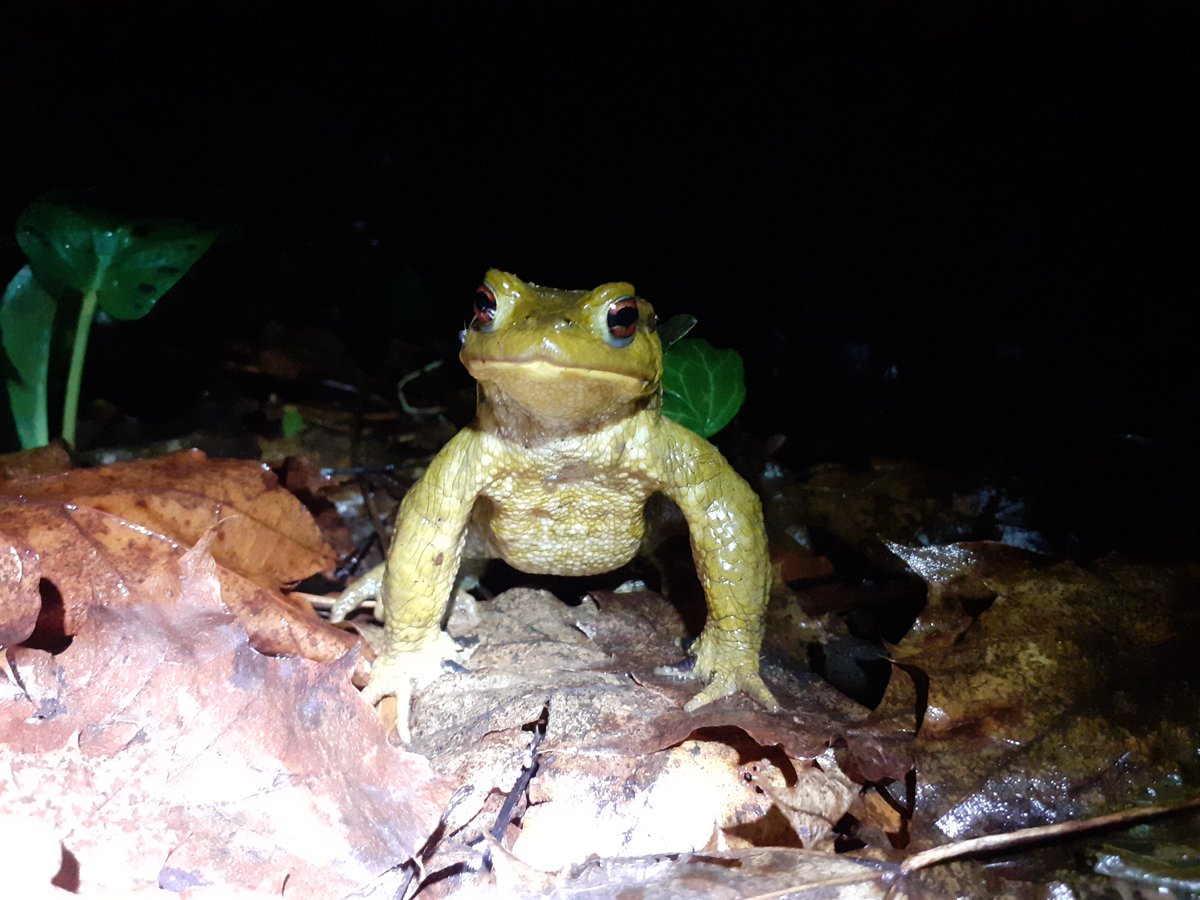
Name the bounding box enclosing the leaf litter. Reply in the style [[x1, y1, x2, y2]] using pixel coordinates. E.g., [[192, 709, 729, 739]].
[[2, 448, 1198, 897], [1, 539, 453, 898], [0, 450, 453, 897], [768, 459, 1200, 895]]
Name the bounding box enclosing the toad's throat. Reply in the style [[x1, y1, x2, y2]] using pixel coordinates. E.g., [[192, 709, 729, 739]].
[[469, 357, 657, 436]]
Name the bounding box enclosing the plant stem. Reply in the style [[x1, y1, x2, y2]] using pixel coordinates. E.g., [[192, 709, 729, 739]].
[[61, 287, 98, 448]]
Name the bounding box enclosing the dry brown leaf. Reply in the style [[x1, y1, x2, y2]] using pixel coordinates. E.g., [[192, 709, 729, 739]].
[[370, 585, 913, 891], [512, 742, 860, 873], [0, 451, 363, 675], [214, 564, 368, 677], [0, 541, 455, 896], [773, 541, 836, 583], [880, 540, 1200, 846], [490, 844, 895, 898], [273, 455, 359, 561], [746, 749, 860, 848], [2, 499, 188, 633], [3, 449, 334, 588], [0, 530, 41, 648]]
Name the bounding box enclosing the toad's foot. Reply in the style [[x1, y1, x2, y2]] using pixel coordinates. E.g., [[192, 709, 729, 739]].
[[330, 562, 388, 623], [657, 624, 780, 714], [362, 630, 464, 742]]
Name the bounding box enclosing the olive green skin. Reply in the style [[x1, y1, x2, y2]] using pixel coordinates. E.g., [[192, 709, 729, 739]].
[[332, 270, 777, 737]]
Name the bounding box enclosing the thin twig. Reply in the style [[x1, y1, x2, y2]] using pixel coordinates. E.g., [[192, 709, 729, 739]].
[[900, 796, 1200, 874]]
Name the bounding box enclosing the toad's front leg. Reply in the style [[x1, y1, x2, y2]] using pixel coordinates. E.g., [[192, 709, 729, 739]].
[[331, 428, 485, 740], [653, 418, 779, 713]]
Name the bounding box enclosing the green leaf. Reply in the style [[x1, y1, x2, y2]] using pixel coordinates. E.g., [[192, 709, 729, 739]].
[[0, 266, 57, 448], [661, 337, 746, 438], [15, 199, 103, 298], [281, 405, 307, 439], [98, 222, 215, 320], [16, 194, 215, 321]]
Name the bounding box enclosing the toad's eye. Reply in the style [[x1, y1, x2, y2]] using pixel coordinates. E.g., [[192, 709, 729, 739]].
[[606, 297, 639, 346], [472, 284, 497, 330]]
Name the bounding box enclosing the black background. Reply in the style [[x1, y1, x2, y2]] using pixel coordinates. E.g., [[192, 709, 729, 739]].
[[1, 2, 1196, 488]]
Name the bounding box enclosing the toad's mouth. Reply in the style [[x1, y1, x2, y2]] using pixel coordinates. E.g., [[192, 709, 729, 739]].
[[463, 356, 651, 388]]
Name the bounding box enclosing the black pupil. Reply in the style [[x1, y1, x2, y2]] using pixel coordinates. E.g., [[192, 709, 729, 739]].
[[608, 303, 638, 332]]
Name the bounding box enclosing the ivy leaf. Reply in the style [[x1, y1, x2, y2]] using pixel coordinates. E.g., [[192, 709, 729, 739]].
[[0, 266, 57, 448], [16, 194, 215, 320], [661, 338, 746, 438]]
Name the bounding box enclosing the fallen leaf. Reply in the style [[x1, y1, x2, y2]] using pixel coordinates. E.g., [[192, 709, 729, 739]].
[[772, 459, 1047, 573], [5, 449, 334, 588], [0, 531, 40, 648], [491, 844, 896, 898], [746, 748, 861, 848], [357, 585, 914, 892], [0, 451, 363, 675], [0, 541, 455, 896], [881, 540, 1200, 846]]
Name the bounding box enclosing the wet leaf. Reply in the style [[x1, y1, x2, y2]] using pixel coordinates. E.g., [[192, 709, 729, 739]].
[[879, 541, 1200, 845], [662, 338, 746, 437], [772, 459, 1048, 573], [15, 193, 214, 320], [1095, 836, 1200, 890]]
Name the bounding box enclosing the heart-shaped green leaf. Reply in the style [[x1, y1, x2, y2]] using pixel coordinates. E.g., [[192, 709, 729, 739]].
[[15, 198, 108, 298], [16, 195, 214, 320], [662, 337, 746, 438]]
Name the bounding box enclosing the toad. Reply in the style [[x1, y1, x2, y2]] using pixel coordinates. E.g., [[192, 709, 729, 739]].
[[332, 270, 777, 736]]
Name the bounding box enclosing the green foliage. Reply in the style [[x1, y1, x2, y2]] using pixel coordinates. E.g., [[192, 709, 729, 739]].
[[17, 196, 215, 321], [661, 337, 746, 438], [1, 267, 56, 448], [0, 193, 215, 449], [281, 406, 307, 439]]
